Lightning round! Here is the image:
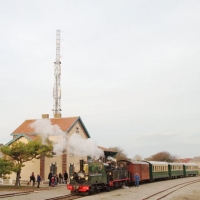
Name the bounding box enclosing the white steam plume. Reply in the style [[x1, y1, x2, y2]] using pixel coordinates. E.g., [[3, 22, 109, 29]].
[[30, 119, 67, 154], [67, 133, 104, 159], [30, 119, 104, 158], [107, 156, 116, 162]]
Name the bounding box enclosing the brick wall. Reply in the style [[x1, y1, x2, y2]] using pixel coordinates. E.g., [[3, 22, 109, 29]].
[[62, 153, 67, 173], [40, 156, 45, 180]]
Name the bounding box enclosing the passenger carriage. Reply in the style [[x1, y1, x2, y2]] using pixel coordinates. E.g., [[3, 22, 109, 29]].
[[118, 160, 150, 184], [144, 161, 169, 180], [183, 163, 198, 177], [168, 163, 184, 178]]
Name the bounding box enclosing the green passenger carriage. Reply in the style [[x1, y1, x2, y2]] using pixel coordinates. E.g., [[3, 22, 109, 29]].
[[183, 163, 198, 177], [168, 163, 184, 178], [145, 161, 169, 180]]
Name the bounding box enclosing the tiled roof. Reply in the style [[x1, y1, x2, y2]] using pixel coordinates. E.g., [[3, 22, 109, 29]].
[[11, 116, 90, 138], [178, 158, 192, 163], [189, 157, 200, 162]]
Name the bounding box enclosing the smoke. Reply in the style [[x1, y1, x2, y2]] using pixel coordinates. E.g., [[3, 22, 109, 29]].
[[107, 156, 116, 162], [30, 119, 67, 154], [30, 119, 104, 158], [122, 185, 129, 189], [67, 133, 104, 159]]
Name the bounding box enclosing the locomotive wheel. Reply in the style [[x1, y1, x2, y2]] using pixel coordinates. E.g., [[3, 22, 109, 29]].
[[70, 190, 76, 194], [106, 186, 110, 192], [89, 186, 95, 194], [95, 187, 100, 193]]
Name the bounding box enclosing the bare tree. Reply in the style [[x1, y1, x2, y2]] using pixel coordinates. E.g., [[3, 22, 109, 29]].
[[145, 151, 178, 162], [109, 146, 129, 161]]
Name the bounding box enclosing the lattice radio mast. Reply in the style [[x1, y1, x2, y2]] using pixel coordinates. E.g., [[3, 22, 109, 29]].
[[52, 30, 61, 115]]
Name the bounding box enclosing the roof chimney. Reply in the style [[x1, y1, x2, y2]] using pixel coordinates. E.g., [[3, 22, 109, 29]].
[[42, 114, 49, 119], [54, 113, 61, 118]]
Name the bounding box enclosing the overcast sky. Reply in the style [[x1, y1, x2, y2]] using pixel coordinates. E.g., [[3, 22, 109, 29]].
[[0, 0, 200, 159]]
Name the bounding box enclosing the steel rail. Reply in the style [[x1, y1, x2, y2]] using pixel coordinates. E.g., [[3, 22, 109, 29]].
[[0, 191, 34, 198], [44, 194, 82, 200], [142, 179, 200, 200]]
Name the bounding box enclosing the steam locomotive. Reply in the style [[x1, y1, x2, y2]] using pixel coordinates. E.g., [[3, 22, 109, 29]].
[[67, 159, 130, 195], [67, 159, 198, 195]]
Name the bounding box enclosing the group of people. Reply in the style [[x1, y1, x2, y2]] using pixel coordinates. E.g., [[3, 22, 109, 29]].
[[28, 172, 41, 188], [48, 171, 68, 187], [27, 171, 68, 188]]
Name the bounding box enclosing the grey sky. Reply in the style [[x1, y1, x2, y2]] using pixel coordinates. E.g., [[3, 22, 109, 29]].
[[0, 0, 200, 159]]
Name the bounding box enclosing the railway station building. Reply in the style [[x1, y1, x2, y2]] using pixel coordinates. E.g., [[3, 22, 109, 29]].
[[4, 114, 117, 184]]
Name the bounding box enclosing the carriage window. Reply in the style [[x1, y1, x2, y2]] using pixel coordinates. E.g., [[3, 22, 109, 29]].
[[119, 163, 125, 168]]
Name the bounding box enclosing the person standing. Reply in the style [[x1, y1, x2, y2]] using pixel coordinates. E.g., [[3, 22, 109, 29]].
[[134, 173, 140, 187], [48, 171, 53, 186], [31, 172, 36, 186], [59, 172, 63, 184], [55, 174, 58, 185], [64, 171, 68, 184], [36, 174, 41, 188]]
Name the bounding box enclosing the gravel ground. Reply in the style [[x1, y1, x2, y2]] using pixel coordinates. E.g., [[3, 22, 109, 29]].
[[79, 176, 200, 200], [0, 177, 199, 200], [0, 185, 71, 200]]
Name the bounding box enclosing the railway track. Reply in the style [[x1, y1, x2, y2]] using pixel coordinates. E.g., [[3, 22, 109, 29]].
[[44, 194, 82, 200], [0, 185, 66, 199], [0, 190, 35, 198], [142, 178, 200, 200]]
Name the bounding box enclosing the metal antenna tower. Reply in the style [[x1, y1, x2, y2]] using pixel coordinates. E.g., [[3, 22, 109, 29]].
[[53, 30, 61, 115]]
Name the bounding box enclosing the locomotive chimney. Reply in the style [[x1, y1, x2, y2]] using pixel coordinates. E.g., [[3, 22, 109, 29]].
[[80, 160, 84, 172]]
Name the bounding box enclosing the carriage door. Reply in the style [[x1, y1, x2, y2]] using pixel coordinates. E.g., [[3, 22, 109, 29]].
[[134, 165, 138, 173]]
